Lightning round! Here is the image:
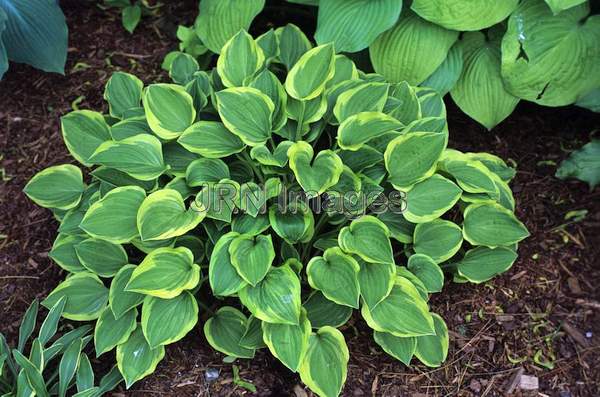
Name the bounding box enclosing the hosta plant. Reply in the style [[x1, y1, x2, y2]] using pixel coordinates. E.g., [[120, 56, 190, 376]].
[[0, 298, 122, 397], [25, 28, 528, 396]]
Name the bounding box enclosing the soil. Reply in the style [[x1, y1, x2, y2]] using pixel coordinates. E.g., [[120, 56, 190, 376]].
[[1, 3, 599, 397]]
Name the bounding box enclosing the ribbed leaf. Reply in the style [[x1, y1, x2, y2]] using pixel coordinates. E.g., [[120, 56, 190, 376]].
[[307, 247, 360, 309], [204, 307, 255, 358], [462, 203, 529, 247], [60, 110, 111, 166], [457, 246, 518, 283], [94, 307, 137, 357], [262, 309, 311, 372], [24, 164, 83, 210], [42, 272, 108, 321], [217, 30, 264, 87], [178, 121, 245, 158], [104, 72, 143, 118], [407, 254, 444, 293], [116, 327, 165, 388], [141, 292, 198, 348], [338, 216, 394, 265], [143, 84, 196, 140]]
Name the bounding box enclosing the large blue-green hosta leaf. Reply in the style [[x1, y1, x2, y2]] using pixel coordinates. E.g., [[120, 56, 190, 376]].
[[556, 139, 600, 189], [0, 9, 7, 79], [544, 0, 587, 15], [315, 0, 403, 53], [0, 0, 68, 75], [501, 0, 600, 106]]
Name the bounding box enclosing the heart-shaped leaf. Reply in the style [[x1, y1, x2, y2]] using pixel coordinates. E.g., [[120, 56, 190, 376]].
[[141, 291, 198, 348], [209, 232, 248, 296], [337, 112, 404, 151], [143, 84, 196, 140], [462, 203, 529, 247], [42, 272, 109, 321], [217, 30, 264, 87], [414, 313, 448, 367], [373, 331, 416, 366], [204, 307, 255, 358], [456, 246, 518, 283], [94, 307, 137, 357], [285, 43, 335, 100], [178, 121, 245, 158], [407, 254, 444, 293], [116, 327, 165, 388], [229, 234, 275, 286], [109, 265, 145, 320], [357, 259, 396, 309], [413, 219, 463, 264], [24, 164, 84, 210], [303, 292, 353, 329], [403, 174, 462, 223], [262, 308, 311, 372], [288, 141, 343, 196], [338, 216, 394, 265]]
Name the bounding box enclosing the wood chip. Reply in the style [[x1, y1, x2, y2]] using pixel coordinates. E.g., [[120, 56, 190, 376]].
[[504, 367, 524, 395], [562, 322, 590, 347], [293, 384, 308, 397], [567, 277, 583, 295], [519, 375, 539, 391]]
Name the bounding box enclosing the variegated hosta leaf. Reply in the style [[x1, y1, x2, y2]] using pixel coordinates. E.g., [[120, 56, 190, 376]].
[[215, 87, 275, 146], [240, 315, 267, 350], [42, 272, 109, 321], [116, 327, 165, 388], [169, 52, 199, 85], [250, 141, 293, 167], [229, 233, 275, 286], [377, 211, 415, 244], [238, 265, 302, 325], [94, 307, 137, 357], [411, 0, 519, 31], [276, 23, 313, 70], [185, 71, 211, 112], [414, 313, 449, 367], [457, 246, 518, 283], [262, 308, 311, 372], [288, 141, 344, 196], [413, 219, 463, 264], [204, 307, 255, 358], [338, 216, 394, 265], [421, 43, 463, 96], [299, 327, 349, 397], [195, 0, 265, 53], [407, 254, 444, 293], [285, 43, 335, 100], [450, 31, 519, 130], [24, 164, 83, 210], [374, 331, 417, 365], [439, 155, 500, 197], [403, 174, 461, 223], [88, 134, 167, 181], [357, 259, 396, 309], [217, 30, 265, 88], [126, 247, 200, 299], [60, 110, 111, 166], [141, 291, 198, 348], [178, 121, 245, 158], [337, 112, 403, 151], [361, 277, 435, 337], [186, 158, 230, 186], [75, 238, 128, 277], [143, 84, 196, 140], [328, 55, 359, 88], [315, 0, 403, 53], [249, 69, 288, 131], [49, 234, 86, 273], [137, 189, 205, 241], [109, 265, 145, 320], [370, 12, 459, 85], [103, 72, 143, 119], [385, 131, 447, 190], [80, 186, 146, 244], [257, 29, 279, 62], [303, 292, 353, 329], [307, 247, 361, 309], [501, 0, 600, 106], [333, 82, 389, 124], [209, 232, 248, 296], [109, 117, 153, 141], [463, 203, 529, 247]]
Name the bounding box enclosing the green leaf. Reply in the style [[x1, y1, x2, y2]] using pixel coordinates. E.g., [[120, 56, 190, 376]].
[[288, 141, 344, 196], [373, 331, 416, 365], [377, 212, 415, 244], [239, 315, 267, 350], [501, 0, 600, 106], [250, 141, 293, 167], [361, 277, 435, 337], [141, 292, 198, 348], [411, 0, 519, 30], [97, 365, 124, 394], [403, 174, 461, 223], [456, 246, 518, 283], [370, 12, 458, 85], [91, 166, 155, 192], [43, 272, 108, 321], [75, 238, 128, 277], [299, 327, 349, 397], [60, 110, 112, 166], [24, 164, 83, 210], [80, 186, 146, 243], [275, 24, 312, 70], [126, 247, 200, 299], [385, 131, 447, 190], [333, 83, 390, 124], [143, 84, 196, 140], [109, 117, 153, 141], [257, 28, 279, 61], [307, 247, 361, 309], [109, 265, 145, 319], [248, 69, 289, 131], [89, 134, 167, 181], [178, 121, 245, 158], [407, 254, 444, 293], [204, 307, 255, 358], [544, 0, 587, 14], [229, 234, 275, 286], [315, 0, 403, 53], [104, 72, 143, 118], [122, 4, 141, 33], [422, 43, 463, 96], [262, 309, 311, 372], [338, 216, 394, 265], [95, 307, 137, 357], [185, 71, 211, 111], [450, 32, 519, 130], [413, 219, 463, 264], [12, 350, 49, 397], [337, 112, 403, 151], [556, 139, 600, 188], [209, 232, 249, 296], [217, 30, 264, 87], [239, 265, 301, 325], [17, 299, 38, 352], [175, 235, 205, 262], [285, 43, 335, 100], [440, 156, 499, 196], [39, 297, 66, 347], [195, 0, 265, 53], [303, 291, 353, 329], [463, 203, 529, 247], [357, 259, 395, 309], [216, 87, 275, 146], [137, 189, 205, 241], [116, 327, 165, 388], [76, 353, 94, 392], [186, 158, 230, 186], [169, 53, 199, 85], [414, 313, 448, 367]]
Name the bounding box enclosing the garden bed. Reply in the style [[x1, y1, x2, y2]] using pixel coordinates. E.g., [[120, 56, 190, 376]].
[[1, 2, 599, 396]]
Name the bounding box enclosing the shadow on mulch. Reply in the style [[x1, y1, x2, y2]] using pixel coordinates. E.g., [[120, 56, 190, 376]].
[[1, 3, 599, 397]]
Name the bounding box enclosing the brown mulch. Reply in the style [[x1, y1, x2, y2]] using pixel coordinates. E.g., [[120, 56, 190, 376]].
[[1, 3, 599, 397]]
